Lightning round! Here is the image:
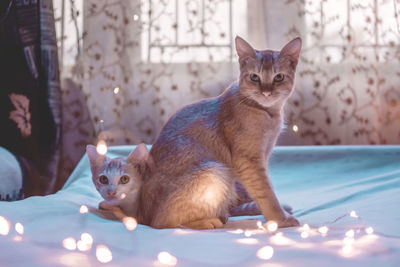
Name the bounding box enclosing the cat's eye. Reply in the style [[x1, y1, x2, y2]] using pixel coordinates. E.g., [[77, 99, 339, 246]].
[[250, 73, 260, 83], [120, 175, 130, 184], [273, 73, 284, 83], [99, 175, 109, 185]]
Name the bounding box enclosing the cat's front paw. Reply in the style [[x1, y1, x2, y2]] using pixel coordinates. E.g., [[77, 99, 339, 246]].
[[277, 215, 300, 228], [99, 200, 115, 211]]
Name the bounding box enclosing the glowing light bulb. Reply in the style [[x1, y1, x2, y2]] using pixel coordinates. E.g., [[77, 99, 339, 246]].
[[342, 244, 352, 255], [343, 237, 354, 245], [96, 245, 112, 263], [122, 217, 138, 231], [15, 222, 24, 235], [301, 231, 309, 238], [133, 14, 139, 21], [266, 221, 278, 232], [113, 87, 120, 94], [318, 226, 329, 235], [256, 246, 274, 260], [96, 140, 108, 155], [79, 205, 89, 214], [350, 210, 358, 218], [300, 223, 310, 231], [157, 251, 178, 266], [81, 233, 93, 245], [0, 216, 10, 236], [366, 227, 374, 235], [244, 230, 252, 237], [292, 125, 299, 132], [77, 240, 91, 251], [345, 229, 355, 238], [62, 237, 77, 250]]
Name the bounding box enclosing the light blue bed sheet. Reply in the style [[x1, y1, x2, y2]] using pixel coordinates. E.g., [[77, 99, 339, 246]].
[[0, 145, 399, 266]]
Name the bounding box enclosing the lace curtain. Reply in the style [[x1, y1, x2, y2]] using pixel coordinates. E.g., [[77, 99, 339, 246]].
[[55, 0, 400, 180]]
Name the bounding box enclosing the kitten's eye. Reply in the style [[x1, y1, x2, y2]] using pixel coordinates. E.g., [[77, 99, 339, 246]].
[[99, 175, 108, 185], [273, 73, 284, 83], [250, 73, 260, 83], [120, 175, 130, 184]]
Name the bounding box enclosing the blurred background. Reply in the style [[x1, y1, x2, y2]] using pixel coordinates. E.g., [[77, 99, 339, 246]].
[[53, 0, 400, 184]]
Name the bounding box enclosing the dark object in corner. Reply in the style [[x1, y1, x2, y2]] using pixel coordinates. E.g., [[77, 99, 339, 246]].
[[0, 0, 62, 198]]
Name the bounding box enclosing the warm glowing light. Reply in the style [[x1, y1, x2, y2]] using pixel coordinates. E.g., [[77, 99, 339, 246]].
[[257, 221, 264, 230], [244, 230, 252, 237], [96, 140, 108, 155], [157, 251, 178, 266], [342, 244, 353, 255], [79, 205, 89, 214], [236, 238, 259, 245], [343, 237, 354, 245], [62, 237, 77, 250], [15, 222, 24, 235], [266, 221, 278, 232], [13, 236, 23, 242], [96, 245, 112, 263], [350, 210, 358, 218], [300, 223, 310, 231], [133, 14, 139, 21], [345, 229, 355, 238], [77, 240, 91, 252], [301, 231, 309, 239], [120, 193, 127, 200], [318, 226, 329, 235], [0, 216, 10, 236], [365, 227, 374, 235], [256, 246, 274, 260], [292, 125, 299, 132], [113, 87, 120, 94], [122, 217, 138, 231], [81, 233, 93, 245]]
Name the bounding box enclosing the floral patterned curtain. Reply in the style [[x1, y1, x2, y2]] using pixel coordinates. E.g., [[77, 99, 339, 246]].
[[56, 0, 400, 181]]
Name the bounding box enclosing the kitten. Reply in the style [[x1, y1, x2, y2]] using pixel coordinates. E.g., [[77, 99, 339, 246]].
[[138, 36, 302, 229], [86, 144, 149, 219]]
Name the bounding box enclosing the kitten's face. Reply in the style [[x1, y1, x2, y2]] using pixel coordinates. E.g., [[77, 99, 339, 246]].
[[93, 158, 141, 201], [86, 144, 149, 202], [236, 37, 302, 109]]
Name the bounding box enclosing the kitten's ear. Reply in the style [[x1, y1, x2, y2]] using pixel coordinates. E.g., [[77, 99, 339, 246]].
[[86, 144, 106, 172], [280, 37, 302, 60], [235, 36, 256, 59], [128, 143, 149, 163]]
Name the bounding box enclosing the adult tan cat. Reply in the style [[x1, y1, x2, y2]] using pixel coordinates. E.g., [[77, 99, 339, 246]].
[[138, 36, 302, 229]]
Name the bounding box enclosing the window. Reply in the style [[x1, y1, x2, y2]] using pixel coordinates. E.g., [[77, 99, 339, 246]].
[[304, 0, 400, 63], [140, 0, 247, 63]]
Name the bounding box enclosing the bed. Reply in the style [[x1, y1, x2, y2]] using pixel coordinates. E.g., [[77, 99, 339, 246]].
[[1, 145, 399, 266]]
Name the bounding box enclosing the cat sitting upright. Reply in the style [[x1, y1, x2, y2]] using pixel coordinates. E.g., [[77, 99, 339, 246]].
[[138, 36, 302, 229], [86, 144, 149, 219]]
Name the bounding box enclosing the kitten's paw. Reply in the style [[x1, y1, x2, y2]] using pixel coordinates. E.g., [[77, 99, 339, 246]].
[[99, 201, 114, 210], [183, 218, 224, 229], [277, 215, 300, 228]]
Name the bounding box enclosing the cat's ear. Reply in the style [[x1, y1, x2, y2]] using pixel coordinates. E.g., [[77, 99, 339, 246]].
[[128, 143, 149, 163], [86, 144, 106, 172], [235, 36, 256, 59], [280, 37, 302, 60]]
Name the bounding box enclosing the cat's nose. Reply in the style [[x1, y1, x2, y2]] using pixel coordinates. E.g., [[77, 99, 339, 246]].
[[107, 190, 116, 197], [261, 84, 273, 92]]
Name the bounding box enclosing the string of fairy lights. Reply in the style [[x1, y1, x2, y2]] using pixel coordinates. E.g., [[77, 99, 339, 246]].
[[1, 207, 400, 265]]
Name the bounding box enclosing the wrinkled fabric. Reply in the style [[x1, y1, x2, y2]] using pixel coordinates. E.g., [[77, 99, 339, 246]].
[[0, 145, 399, 266]]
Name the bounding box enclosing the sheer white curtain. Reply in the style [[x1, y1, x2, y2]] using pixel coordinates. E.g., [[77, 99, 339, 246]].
[[57, 0, 400, 163]]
